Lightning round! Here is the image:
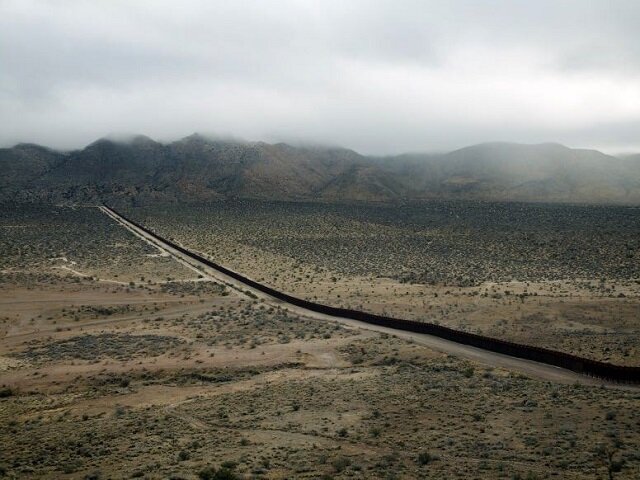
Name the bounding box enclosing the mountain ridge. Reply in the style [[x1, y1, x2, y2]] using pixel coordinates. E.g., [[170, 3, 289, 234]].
[[2, 134, 640, 205]]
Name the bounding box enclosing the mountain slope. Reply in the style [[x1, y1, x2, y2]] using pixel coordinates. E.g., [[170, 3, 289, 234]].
[[0, 144, 66, 191], [3, 136, 640, 204], [387, 142, 640, 203]]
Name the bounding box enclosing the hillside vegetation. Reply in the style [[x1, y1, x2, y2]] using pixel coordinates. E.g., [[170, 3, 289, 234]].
[[2, 135, 640, 204]]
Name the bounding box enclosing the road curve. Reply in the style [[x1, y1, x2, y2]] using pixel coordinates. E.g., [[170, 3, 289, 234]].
[[99, 205, 637, 388]]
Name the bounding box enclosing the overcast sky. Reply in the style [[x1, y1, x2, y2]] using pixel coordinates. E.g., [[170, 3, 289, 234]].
[[1, 0, 640, 154]]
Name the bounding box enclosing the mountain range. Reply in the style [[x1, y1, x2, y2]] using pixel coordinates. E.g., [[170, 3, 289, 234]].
[[2, 134, 640, 205]]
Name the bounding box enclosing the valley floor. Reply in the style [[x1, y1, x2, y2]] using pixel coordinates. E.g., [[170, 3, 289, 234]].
[[2, 277, 639, 479], [1, 202, 639, 479], [123, 200, 640, 365]]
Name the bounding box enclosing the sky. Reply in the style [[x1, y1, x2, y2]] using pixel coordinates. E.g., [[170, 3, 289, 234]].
[[1, 0, 640, 155]]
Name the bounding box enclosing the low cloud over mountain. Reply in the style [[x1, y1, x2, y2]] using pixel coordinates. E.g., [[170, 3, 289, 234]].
[[3, 135, 640, 205]]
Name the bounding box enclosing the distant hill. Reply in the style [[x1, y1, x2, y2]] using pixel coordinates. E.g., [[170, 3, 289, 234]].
[[0, 144, 65, 193], [2, 135, 640, 204], [389, 142, 640, 204]]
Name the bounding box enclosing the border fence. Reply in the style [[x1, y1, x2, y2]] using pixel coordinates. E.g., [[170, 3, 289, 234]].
[[105, 205, 640, 384]]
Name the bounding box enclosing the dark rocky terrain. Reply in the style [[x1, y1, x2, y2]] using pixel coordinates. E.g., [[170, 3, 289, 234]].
[[2, 134, 640, 204]]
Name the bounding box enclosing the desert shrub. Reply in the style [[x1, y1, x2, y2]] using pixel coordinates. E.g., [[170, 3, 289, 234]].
[[198, 466, 238, 480], [417, 451, 433, 465], [331, 457, 351, 473], [0, 387, 13, 398], [61, 460, 83, 474]]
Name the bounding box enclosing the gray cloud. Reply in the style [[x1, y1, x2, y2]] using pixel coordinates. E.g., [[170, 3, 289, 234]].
[[1, 0, 640, 154]]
